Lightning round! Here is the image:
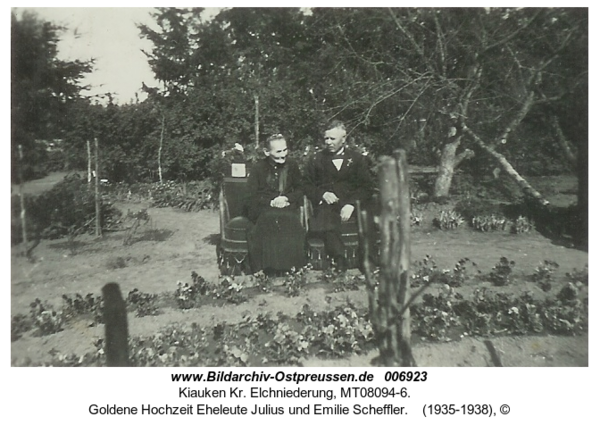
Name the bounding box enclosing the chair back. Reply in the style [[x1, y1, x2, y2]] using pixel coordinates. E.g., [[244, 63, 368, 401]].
[[222, 177, 248, 219]]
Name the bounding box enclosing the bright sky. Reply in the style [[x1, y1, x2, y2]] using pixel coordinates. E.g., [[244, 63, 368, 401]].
[[13, 7, 221, 104]]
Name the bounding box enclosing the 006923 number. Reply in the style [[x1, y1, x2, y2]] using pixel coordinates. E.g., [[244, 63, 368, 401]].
[[384, 371, 427, 382]]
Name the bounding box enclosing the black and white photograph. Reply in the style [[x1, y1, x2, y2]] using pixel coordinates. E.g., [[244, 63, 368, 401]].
[[9, 5, 590, 372]]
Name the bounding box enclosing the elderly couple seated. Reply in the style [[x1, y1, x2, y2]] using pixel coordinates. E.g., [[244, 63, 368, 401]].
[[238, 121, 374, 275]]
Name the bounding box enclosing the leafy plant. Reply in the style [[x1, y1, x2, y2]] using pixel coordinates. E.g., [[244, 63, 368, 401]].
[[127, 289, 160, 317], [265, 322, 310, 365], [411, 210, 424, 226], [557, 282, 579, 302], [213, 276, 248, 304], [531, 260, 560, 292], [566, 265, 588, 286], [471, 214, 510, 232], [283, 265, 312, 297], [29, 298, 63, 336], [252, 270, 273, 293], [433, 210, 465, 230], [411, 255, 478, 288], [322, 269, 363, 292], [542, 285, 586, 335], [489, 257, 516, 286], [62, 293, 104, 324], [310, 303, 374, 356], [175, 272, 210, 309], [412, 289, 461, 341], [512, 215, 535, 234], [411, 255, 448, 287], [449, 258, 481, 287]]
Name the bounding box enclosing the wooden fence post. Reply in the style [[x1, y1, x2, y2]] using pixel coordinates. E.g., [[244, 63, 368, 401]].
[[358, 149, 415, 366], [94, 137, 102, 237], [102, 283, 130, 366], [158, 113, 164, 184], [87, 139, 92, 185]]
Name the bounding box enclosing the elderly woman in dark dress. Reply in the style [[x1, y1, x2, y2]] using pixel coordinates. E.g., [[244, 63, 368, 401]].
[[245, 134, 307, 274]]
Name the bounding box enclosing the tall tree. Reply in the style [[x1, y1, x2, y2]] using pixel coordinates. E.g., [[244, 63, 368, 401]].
[[11, 10, 93, 181], [138, 7, 321, 181], [302, 8, 587, 201]]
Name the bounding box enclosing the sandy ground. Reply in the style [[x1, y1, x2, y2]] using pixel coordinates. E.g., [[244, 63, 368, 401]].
[[11, 193, 588, 367]]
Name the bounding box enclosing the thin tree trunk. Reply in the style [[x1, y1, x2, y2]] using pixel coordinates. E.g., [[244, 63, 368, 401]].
[[18, 144, 27, 246], [433, 66, 480, 200], [158, 113, 165, 184], [433, 138, 460, 200], [94, 138, 102, 237], [433, 137, 474, 200]]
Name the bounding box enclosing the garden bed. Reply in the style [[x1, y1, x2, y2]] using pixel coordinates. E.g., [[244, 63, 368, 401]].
[[11, 193, 588, 367]]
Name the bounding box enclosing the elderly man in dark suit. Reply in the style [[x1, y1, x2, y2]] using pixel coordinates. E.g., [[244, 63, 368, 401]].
[[305, 120, 373, 272]]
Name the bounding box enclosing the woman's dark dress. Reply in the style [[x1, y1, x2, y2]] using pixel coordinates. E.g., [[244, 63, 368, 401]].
[[245, 158, 306, 273]]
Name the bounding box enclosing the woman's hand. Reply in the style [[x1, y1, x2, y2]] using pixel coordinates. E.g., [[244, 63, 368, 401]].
[[322, 191, 339, 204], [340, 204, 355, 221], [270, 196, 290, 208]]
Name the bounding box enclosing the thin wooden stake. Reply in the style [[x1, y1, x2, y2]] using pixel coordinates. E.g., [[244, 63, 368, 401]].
[[87, 139, 92, 185], [158, 113, 164, 184], [18, 144, 27, 246], [94, 137, 101, 237], [254, 94, 260, 148]]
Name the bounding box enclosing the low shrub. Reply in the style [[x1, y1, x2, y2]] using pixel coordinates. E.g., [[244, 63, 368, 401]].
[[566, 265, 588, 286], [127, 289, 160, 317], [472, 214, 511, 232], [105, 180, 215, 211], [489, 257, 516, 286], [530, 260, 560, 292], [411, 255, 479, 287], [512, 215, 535, 234], [283, 265, 313, 297], [62, 293, 104, 324], [29, 298, 63, 336], [11, 174, 122, 244], [433, 210, 465, 230], [175, 272, 211, 309]]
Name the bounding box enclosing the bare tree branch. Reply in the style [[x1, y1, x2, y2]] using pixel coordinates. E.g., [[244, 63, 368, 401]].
[[481, 10, 543, 55], [462, 125, 550, 206], [388, 8, 436, 75], [551, 114, 578, 170]]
